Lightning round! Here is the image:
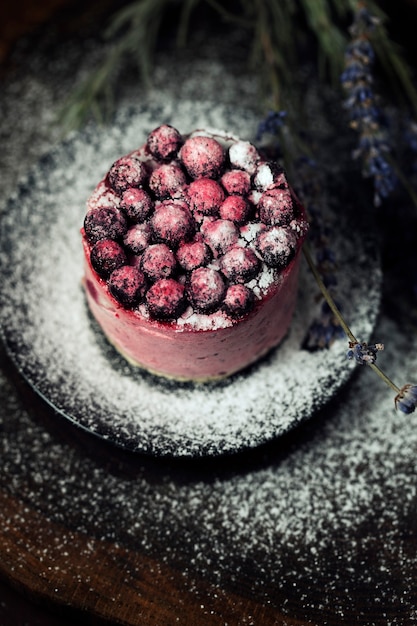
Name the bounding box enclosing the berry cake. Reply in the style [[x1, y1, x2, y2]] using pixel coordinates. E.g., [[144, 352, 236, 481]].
[[81, 124, 308, 381]]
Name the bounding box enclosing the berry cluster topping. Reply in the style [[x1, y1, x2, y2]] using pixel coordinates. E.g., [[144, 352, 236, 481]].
[[84, 125, 308, 322]]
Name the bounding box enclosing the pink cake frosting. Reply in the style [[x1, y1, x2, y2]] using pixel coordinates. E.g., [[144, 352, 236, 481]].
[[81, 125, 308, 381]]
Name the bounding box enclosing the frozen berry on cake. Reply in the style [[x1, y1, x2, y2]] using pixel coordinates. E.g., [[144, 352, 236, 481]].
[[108, 265, 147, 308], [255, 226, 297, 268], [220, 246, 261, 283], [176, 241, 212, 272], [223, 284, 255, 318], [220, 169, 251, 196], [149, 163, 187, 199], [180, 135, 225, 179], [258, 188, 295, 226], [201, 218, 239, 256], [84, 206, 128, 243], [90, 239, 127, 278], [120, 188, 154, 223], [140, 243, 177, 282], [253, 161, 288, 192], [219, 195, 252, 225], [123, 223, 152, 255], [187, 178, 225, 217], [146, 278, 186, 320], [187, 267, 226, 313], [228, 140, 260, 174], [146, 124, 183, 162], [150, 200, 195, 248], [107, 156, 148, 194]]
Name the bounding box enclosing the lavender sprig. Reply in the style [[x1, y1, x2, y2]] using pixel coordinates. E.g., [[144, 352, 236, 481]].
[[341, 3, 397, 207]]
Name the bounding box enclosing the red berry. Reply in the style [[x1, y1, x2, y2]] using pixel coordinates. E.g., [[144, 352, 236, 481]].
[[176, 241, 212, 271], [202, 218, 239, 256], [180, 135, 225, 179], [149, 162, 187, 199], [253, 162, 288, 191], [147, 124, 183, 162], [255, 226, 297, 268], [150, 201, 195, 248], [84, 206, 128, 243], [120, 188, 154, 222], [258, 188, 295, 226], [228, 141, 260, 174], [90, 239, 127, 278], [141, 243, 177, 282], [223, 284, 255, 318], [187, 267, 226, 313], [108, 265, 147, 308], [146, 278, 186, 320], [187, 178, 225, 217], [220, 169, 251, 196], [107, 156, 147, 194], [220, 246, 261, 283], [219, 195, 252, 225], [123, 223, 152, 255]]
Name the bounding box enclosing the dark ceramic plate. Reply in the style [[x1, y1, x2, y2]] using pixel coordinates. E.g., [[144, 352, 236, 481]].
[[0, 99, 381, 457]]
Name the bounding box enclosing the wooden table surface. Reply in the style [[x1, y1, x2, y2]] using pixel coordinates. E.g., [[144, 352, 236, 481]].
[[1, 2, 417, 625]]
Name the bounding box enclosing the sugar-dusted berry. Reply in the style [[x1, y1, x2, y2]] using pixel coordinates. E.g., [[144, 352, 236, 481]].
[[120, 187, 154, 222], [140, 243, 177, 282], [187, 178, 225, 217], [220, 246, 261, 283], [255, 226, 297, 268], [149, 162, 188, 199], [187, 267, 226, 313], [150, 200, 195, 248], [219, 195, 252, 225], [123, 223, 152, 255], [176, 240, 212, 272], [147, 124, 183, 162], [228, 140, 260, 174], [108, 265, 147, 308], [90, 239, 127, 278], [253, 161, 288, 192], [220, 169, 251, 196], [84, 206, 128, 243], [223, 284, 255, 318], [258, 188, 295, 226], [180, 135, 225, 179], [201, 218, 239, 257], [146, 278, 187, 320], [107, 156, 148, 194]]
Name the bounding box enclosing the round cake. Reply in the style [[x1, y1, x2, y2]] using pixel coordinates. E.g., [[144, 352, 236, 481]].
[[81, 125, 309, 381]]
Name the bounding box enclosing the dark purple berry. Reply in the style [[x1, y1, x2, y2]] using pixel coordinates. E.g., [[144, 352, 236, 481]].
[[123, 223, 152, 255], [187, 178, 224, 216], [107, 156, 148, 194], [202, 218, 239, 256], [147, 124, 183, 162], [120, 187, 154, 222], [223, 284, 255, 318], [148, 163, 187, 199], [84, 206, 128, 243], [108, 265, 147, 308], [255, 227, 297, 268], [180, 135, 225, 179], [150, 201, 195, 248], [258, 188, 294, 226], [146, 278, 187, 320], [176, 241, 212, 271], [220, 246, 261, 283], [90, 239, 127, 278], [187, 267, 226, 313], [141, 243, 177, 282], [219, 195, 252, 225]]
